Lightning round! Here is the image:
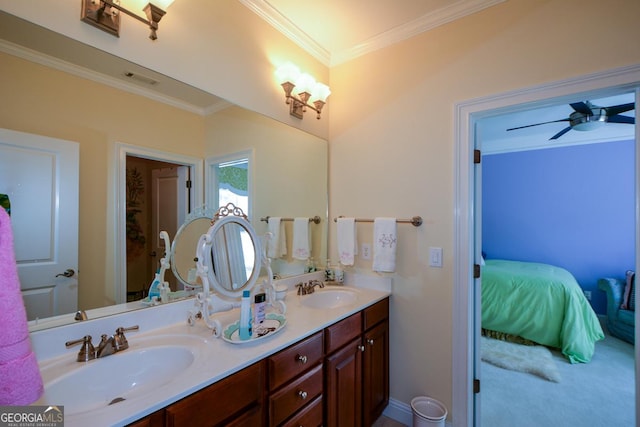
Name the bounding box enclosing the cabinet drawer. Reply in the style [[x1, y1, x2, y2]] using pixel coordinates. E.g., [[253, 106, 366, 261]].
[[268, 331, 323, 390], [325, 311, 362, 354], [269, 363, 323, 427], [166, 361, 264, 427], [281, 395, 323, 427], [364, 298, 389, 330]]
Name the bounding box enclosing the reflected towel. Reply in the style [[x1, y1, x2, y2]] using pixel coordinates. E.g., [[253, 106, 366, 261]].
[[267, 217, 287, 258], [292, 218, 310, 260], [337, 217, 357, 266], [373, 218, 397, 272], [0, 207, 44, 404]]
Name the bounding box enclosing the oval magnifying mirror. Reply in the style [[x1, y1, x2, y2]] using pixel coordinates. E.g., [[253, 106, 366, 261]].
[[170, 206, 218, 290], [203, 204, 261, 299]]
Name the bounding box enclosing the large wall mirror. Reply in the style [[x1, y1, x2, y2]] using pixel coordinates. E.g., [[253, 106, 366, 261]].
[[0, 11, 327, 331]]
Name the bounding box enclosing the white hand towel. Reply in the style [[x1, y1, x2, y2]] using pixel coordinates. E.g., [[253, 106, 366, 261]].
[[337, 217, 357, 266], [267, 217, 287, 258], [292, 217, 311, 260], [373, 218, 397, 272]]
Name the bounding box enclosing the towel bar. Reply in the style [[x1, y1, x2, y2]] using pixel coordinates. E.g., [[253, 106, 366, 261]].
[[261, 216, 321, 224], [334, 216, 423, 227]]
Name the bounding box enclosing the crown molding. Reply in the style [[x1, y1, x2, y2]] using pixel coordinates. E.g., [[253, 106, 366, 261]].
[[240, 0, 505, 67], [238, 0, 331, 66]]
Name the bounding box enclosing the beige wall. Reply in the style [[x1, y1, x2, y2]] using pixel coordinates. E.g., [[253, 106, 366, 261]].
[[0, 52, 204, 310], [328, 0, 640, 413]]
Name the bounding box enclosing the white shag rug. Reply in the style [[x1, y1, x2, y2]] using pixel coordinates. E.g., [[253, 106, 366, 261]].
[[481, 336, 561, 382]]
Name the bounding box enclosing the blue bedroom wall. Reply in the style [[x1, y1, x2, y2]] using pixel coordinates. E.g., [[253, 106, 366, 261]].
[[482, 139, 635, 315]]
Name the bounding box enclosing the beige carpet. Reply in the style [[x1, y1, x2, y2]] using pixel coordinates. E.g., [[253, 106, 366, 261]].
[[481, 336, 561, 382]]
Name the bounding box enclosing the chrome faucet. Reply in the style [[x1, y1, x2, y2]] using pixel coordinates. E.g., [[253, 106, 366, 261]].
[[296, 280, 325, 295], [97, 334, 116, 358], [66, 325, 139, 362]]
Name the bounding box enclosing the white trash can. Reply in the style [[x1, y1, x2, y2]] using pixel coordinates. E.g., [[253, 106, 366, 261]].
[[411, 396, 447, 427]]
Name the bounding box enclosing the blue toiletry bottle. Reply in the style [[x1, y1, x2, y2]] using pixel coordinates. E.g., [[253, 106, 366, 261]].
[[148, 270, 161, 299], [239, 290, 252, 340]]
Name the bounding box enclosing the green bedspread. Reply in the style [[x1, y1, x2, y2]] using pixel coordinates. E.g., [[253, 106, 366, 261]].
[[482, 259, 604, 363]]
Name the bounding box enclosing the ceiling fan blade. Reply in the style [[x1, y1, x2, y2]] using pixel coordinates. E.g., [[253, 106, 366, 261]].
[[607, 115, 635, 124], [506, 118, 569, 132], [570, 102, 592, 115], [605, 102, 635, 116], [549, 126, 572, 140]]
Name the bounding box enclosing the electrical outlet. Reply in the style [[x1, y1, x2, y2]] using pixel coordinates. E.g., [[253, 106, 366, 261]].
[[584, 290, 592, 301], [361, 243, 371, 260]]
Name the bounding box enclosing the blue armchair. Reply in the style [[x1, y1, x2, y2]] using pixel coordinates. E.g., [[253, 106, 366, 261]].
[[598, 277, 635, 344]]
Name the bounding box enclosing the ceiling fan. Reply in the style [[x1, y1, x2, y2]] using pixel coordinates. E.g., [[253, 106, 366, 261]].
[[506, 101, 635, 140]]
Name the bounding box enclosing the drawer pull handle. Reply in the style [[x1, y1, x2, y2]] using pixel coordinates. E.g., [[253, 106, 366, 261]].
[[298, 390, 308, 400], [358, 345, 365, 352], [296, 354, 308, 364], [367, 338, 375, 345]]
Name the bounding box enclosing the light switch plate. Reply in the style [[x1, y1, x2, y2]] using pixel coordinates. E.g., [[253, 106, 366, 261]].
[[429, 247, 443, 267]]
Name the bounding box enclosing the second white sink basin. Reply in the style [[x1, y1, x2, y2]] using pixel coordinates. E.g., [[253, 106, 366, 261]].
[[36, 334, 206, 416], [300, 288, 358, 309]]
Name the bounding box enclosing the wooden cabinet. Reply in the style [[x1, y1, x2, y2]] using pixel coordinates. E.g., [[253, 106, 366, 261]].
[[127, 297, 388, 427], [325, 298, 389, 427], [268, 331, 324, 427]]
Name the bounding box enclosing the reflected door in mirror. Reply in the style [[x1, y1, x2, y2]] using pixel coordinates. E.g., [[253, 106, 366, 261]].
[[0, 129, 79, 320]]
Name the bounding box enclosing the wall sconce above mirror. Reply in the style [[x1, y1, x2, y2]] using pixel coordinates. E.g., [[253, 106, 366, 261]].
[[81, 0, 175, 40], [275, 63, 331, 120]]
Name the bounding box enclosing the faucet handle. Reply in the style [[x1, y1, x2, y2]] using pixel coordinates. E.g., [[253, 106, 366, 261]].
[[114, 325, 139, 351], [65, 335, 96, 362]]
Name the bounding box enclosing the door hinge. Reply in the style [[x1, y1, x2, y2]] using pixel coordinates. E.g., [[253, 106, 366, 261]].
[[474, 379, 480, 393], [186, 180, 192, 189], [473, 264, 481, 279], [474, 149, 481, 164]]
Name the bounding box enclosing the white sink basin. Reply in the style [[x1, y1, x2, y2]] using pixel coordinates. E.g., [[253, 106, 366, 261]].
[[300, 288, 358, 309], [36, 334, 206, 416]]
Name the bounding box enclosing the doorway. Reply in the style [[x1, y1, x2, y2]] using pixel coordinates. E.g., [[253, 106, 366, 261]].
[[115, 143, 203, 305], [125, 156, 190, 300], [452, 65, 640, 427]]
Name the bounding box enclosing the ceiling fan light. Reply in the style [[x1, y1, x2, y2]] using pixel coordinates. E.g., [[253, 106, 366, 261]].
[[572, 116, 606, 132]]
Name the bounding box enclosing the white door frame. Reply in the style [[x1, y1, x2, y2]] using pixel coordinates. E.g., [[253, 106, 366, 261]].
[[453, 64, 640, 427], [114, 143, 203, 304]]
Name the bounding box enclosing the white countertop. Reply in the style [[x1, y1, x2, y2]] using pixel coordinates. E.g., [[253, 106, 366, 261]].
[[31, 276, 390, 427]]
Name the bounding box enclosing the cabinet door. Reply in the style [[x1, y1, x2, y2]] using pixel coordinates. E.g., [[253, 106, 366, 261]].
[[325, 337, 363, 427], [363, 320, 389, 427]]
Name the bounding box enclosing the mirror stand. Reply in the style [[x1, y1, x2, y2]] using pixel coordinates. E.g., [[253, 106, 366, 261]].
[[189, 203, 285, 337]]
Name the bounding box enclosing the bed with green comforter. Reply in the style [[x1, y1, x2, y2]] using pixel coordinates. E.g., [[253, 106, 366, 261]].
[[482, 259, 604, 363]]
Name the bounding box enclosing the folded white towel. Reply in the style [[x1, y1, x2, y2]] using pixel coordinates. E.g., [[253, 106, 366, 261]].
[[267, 217, 287, 258], [373, 218, 397, 272], [292, 218, 310, 260], [337, 217, 357, 266]]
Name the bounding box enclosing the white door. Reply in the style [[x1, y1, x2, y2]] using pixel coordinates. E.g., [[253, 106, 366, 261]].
[[151, 166, 188, 289], [0, 128, 79, 321]]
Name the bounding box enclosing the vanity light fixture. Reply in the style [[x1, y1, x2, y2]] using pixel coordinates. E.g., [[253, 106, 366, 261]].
[[275, 63, 331, 120], [81, 0, 175, 40]]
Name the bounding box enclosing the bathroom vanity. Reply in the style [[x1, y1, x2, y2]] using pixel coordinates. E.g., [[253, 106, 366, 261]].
[[130, 297, 389, 427], [31, 281, 390, 427]]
